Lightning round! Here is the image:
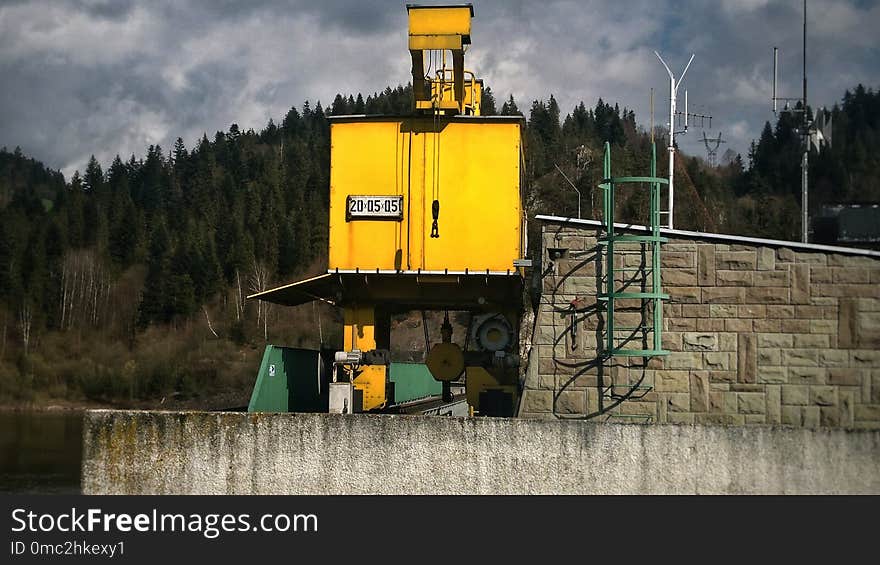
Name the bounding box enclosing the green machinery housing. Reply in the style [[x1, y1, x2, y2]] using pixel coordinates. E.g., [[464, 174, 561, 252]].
[[248, 346, 443, 413]]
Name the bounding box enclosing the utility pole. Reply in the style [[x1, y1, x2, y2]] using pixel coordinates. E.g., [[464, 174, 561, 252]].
[[801, 0, 809, 244], [773, 0, 811, 243], [655, 51, 694, 230]]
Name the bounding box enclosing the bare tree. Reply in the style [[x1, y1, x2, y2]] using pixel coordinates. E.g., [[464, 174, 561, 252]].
[[18, 303, 32, 357], [203, 306, 219, 338], [59, 248, 114, 331], [234, 270, 246, 322], [248, 259, 273, 341], [0, 307, 7, 361]]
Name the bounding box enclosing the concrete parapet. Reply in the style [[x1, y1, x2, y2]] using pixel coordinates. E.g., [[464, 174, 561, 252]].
[[82, 410, 880, 494]]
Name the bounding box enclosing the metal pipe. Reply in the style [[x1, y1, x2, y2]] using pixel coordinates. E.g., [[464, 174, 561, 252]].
[[533, 213, 880, 258], [802, 0, 809, 243], [684, 90, 688, 130], [803, 0, 807, 115], [668, 74, 675, 230], [679, 54, 695, 86], [773, 47, 778, 113], [802, 150, 809, 244]]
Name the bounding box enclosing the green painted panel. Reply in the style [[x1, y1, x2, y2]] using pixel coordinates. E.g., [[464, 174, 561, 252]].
[[390, 363, 442, 404], [248, 346, 326, 412], [249, 353, 436, 411]]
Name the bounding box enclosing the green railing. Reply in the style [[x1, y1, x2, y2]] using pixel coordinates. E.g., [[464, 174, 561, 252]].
[[598, 142, 670, 358]]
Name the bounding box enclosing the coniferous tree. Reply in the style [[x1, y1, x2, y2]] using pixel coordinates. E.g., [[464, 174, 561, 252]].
[[501, 95, 520, 116], [138, 216, 172, 326], [481, 87, 497, 115]]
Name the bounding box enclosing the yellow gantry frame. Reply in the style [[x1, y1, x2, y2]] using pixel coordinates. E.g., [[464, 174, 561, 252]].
[[408, 4, 475, 114], [343, 306, 387, 411], [422, 74, 482, 115]]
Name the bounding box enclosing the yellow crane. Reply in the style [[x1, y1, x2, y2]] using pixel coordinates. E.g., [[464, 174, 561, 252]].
[[248, 4, 527, 416]]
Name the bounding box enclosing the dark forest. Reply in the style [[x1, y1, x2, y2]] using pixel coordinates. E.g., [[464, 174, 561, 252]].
[[1, 83, 878, 407]]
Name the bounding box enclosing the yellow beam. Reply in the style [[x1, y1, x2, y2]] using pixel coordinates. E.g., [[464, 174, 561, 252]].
[[409, 35, 463, 51], [407, 5, 473, 37]]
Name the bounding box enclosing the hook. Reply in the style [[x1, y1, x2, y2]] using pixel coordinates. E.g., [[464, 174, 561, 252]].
[[431, 199, 440, 238]]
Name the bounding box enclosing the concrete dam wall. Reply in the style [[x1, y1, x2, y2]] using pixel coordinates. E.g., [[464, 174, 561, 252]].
[[82, 410, 880, 494]]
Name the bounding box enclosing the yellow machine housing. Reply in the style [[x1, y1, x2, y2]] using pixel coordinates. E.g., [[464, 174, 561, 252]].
[[407, 5, 472, 43], [328, 116, 523, 272]]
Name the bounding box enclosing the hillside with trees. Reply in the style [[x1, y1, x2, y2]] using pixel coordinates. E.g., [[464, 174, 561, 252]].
[[0, 83, 877, 407]]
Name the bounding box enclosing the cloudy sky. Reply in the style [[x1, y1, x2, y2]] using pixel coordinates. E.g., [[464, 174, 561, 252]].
[[1, 0, 878, 179]]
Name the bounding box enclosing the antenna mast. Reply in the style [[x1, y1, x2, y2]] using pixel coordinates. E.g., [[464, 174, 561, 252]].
[[802, 0, 809, 245], [772, 0, 812, 243], [655, 51, 695, 230]]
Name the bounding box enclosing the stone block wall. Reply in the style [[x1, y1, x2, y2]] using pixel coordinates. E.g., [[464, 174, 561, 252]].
[[520, 222, 880, 429]]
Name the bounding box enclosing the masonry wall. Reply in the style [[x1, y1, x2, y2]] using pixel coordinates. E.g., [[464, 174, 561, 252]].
[[520, 224, 880, 428]]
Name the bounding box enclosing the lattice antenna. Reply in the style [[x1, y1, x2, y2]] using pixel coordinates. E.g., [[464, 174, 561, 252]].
[[701, 131, 726, 167], [675, 90, 713, 134]]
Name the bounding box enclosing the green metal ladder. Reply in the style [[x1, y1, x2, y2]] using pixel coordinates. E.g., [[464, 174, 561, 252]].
[[598, 142, 670, 359]]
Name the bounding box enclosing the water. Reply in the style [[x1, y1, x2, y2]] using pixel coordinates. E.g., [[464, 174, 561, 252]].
[[0, 410, 83, 494]]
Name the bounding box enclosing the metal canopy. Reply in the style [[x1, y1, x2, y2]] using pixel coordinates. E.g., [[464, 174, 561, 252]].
[[246, 273, 336, 307], [248, 271, 523, 310]]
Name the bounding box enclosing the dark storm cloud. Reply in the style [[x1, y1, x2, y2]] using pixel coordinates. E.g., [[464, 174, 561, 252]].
[[297, 0, 402, 34], [0, 0, 407, 177], [167, 0, 401, 35], [74, 0, 137, 20], [0, 0, 877, 180]]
